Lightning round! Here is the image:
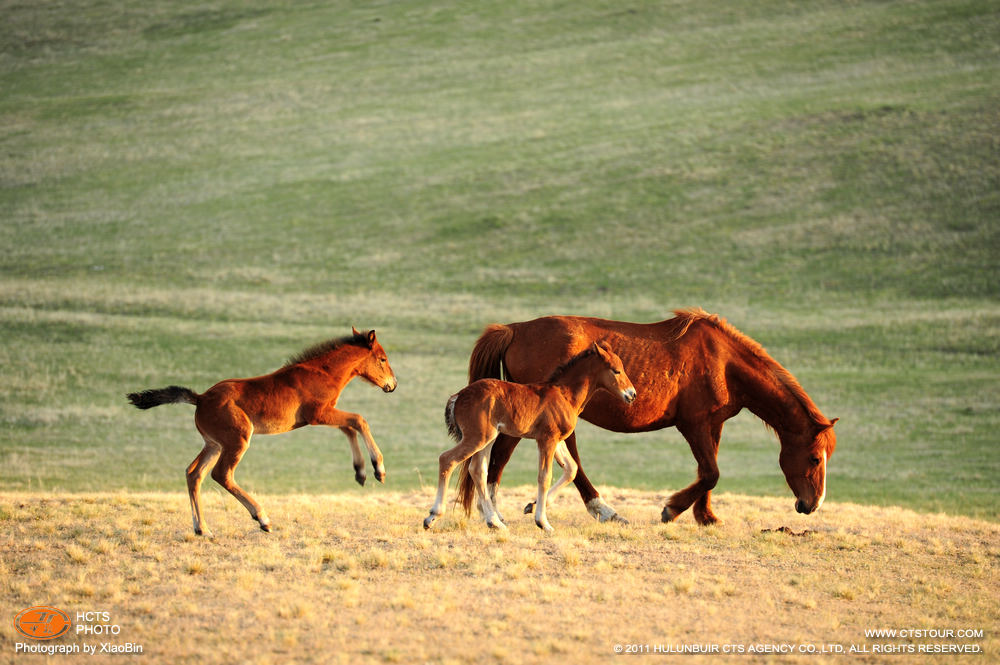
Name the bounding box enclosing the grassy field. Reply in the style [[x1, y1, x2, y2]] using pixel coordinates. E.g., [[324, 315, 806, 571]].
[[2, 0, 998, 527], [2, 490, 997, 664]]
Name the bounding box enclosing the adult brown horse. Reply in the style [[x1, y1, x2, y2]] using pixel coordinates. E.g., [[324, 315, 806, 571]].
[[127, 328, 397, 536], [425, 342, 636, 533], [458, 309, 837, 525]]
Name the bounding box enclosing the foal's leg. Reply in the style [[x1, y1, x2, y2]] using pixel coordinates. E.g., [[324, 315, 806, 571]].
[[210, 431, 273, 532], [533, 440, 558, 533], [663, 421, 722, 525], [340, 427, 367, 486], [424, 428, 494, 530], [469, 441, 505, 529], [486, 433, 520, 518], [186, 439, 221, 536], [547, 440, 578, 499], [523, 439, 577, 515], [312, 406, 385, 483]]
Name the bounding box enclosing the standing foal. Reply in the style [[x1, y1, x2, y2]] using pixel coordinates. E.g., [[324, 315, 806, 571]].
[[424, 342, 635, 532]]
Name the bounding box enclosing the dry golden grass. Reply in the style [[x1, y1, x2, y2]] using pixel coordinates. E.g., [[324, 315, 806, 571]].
[[1, 489, 996, 664]]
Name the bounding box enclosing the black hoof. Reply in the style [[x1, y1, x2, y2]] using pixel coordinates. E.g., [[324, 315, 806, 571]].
[[523, 502, 535, 515], [355, 473, 366, 486]]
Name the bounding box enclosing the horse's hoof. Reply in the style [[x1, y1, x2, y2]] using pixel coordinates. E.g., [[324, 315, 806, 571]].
[[355, 473, 366, 486], [607, 513, 630, 525], [661, 505, 680, 523], [374, 467, 386, 483], [523, 502, 535, 514], [423, 516, 434, 530], [195, 528, 214, 538]]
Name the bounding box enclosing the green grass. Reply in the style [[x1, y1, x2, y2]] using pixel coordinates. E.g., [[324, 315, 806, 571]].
[[1, 0, 998, 519]]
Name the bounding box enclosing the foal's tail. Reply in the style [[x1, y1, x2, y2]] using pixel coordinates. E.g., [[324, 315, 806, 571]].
[[446, 395, 479, 516], [456, 323, 515, 515], [126, 386, 198, 410]]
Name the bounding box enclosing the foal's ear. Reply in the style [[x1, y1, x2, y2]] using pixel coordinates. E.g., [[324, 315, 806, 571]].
[[366, 329, 377, 348], [828, 417, 840, 428]]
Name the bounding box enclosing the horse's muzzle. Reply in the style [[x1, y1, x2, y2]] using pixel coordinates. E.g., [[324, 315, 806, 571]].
[[383, 382, 397, 393], [795, 499, 816, 515], [622, 388, 637, 404]]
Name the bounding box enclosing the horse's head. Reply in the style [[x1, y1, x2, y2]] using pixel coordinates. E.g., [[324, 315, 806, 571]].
[[592, 341, 637, 404], [779, 418, 838, 515], [353, 328, 397, 393]]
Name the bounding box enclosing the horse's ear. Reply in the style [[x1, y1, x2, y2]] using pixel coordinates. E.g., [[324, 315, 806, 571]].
[[828, 417, 839, 428], [352, 326, 361, 336], [367, 329, 377, 348]]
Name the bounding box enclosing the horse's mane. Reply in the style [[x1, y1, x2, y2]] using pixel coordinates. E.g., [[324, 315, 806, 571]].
[[545, 347, 600, 384], [284, 331, 370, 367], [672, 308, 830, 427]]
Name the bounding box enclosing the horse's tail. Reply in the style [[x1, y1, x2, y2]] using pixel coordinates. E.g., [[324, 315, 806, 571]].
[[468, 323, 514, 382], [127, 386, 199, 410]]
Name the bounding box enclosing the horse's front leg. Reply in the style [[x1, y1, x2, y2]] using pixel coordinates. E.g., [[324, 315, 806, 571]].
[[311, 406, 386, 483], [339, 427, 367, 485], [664, 421, 722, 525]]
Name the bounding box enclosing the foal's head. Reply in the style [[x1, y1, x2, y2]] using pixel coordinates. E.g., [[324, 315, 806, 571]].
[[779, 418, 838, 515], [353, 328, 398, 393], [591, 341, 637, 404]]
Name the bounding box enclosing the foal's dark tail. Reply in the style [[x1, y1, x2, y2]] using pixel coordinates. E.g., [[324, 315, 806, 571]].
[[127, 386, 198, 409], [457, 322, 516, 515]]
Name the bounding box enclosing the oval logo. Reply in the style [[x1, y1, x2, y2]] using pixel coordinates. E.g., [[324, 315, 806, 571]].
[[14, 606, 71, 640]]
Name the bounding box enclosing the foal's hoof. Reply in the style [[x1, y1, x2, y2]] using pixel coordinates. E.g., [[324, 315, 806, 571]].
[[523, 502, 535, 515], [423, 515, 436, 530], [374, 466, 386, 484], [661, 505, 680, 523], [259, 523, 272, 533], [355, 473, 366, 486], [194, 528, 214, 538]]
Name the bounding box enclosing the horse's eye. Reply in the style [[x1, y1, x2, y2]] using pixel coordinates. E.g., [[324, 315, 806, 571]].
[[612, 369, 621, 375], [809, 456, 821, 466]]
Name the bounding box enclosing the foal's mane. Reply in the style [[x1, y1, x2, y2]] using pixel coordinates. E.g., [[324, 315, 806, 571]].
[[545, 347, 600, 384], [284, 331, 370, 367], [672, 309, 830, 427]]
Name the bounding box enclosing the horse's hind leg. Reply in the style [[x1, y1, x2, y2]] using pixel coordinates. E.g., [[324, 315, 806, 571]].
[[187, 440, 222, 536], [340, 427, 367, 486]]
